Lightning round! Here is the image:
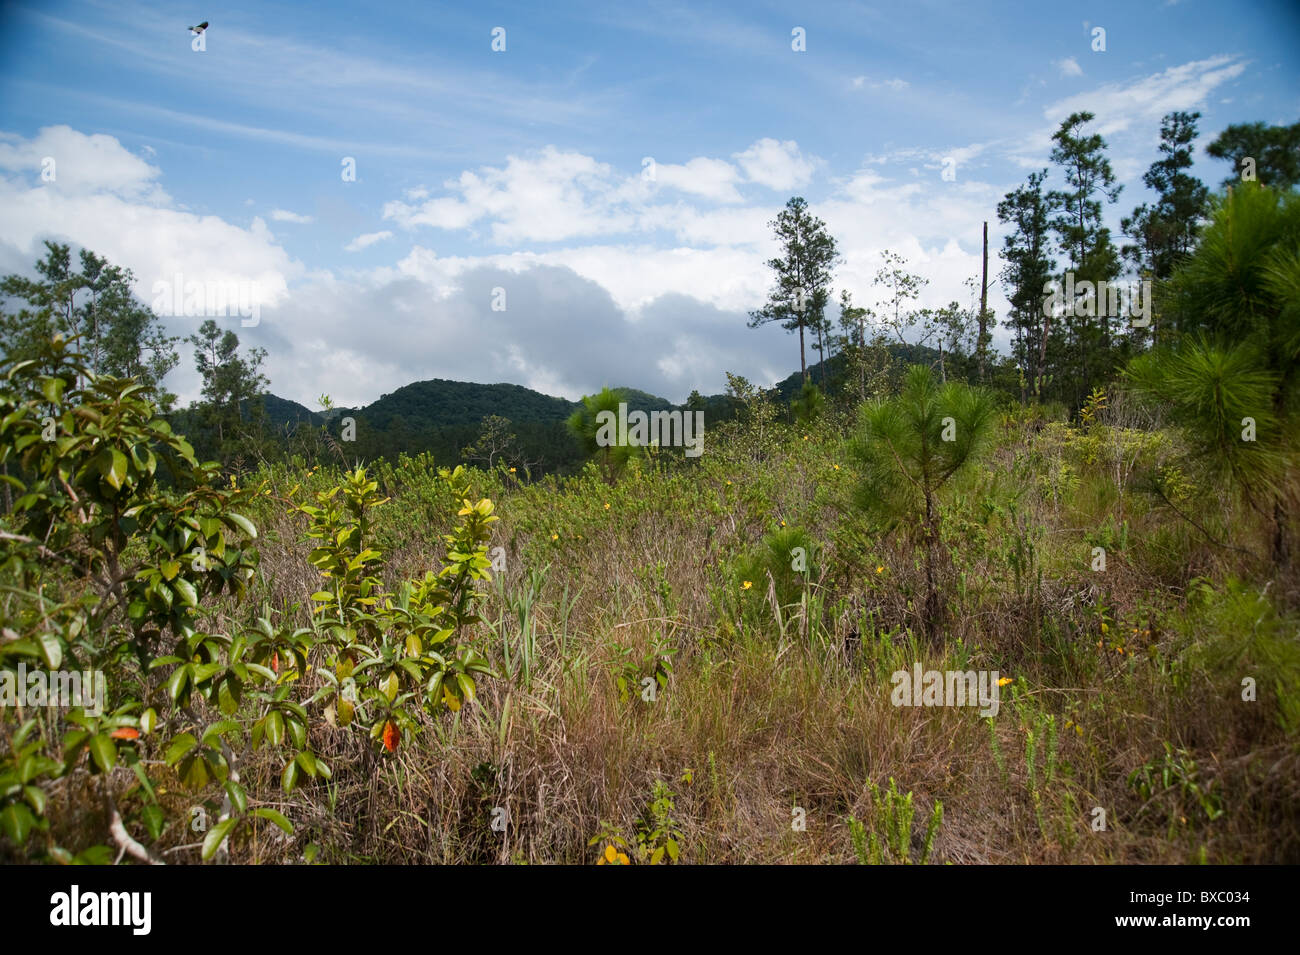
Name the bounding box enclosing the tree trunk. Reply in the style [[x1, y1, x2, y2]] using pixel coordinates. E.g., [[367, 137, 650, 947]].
[[1036, 302, 1052, 400], [924, 489, 940, 645], [798, 320, 807, 383], [979, 221, 989, 383]]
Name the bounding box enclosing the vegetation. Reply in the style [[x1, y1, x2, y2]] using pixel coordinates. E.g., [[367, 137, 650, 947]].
[[2, 111, 1299, 865]]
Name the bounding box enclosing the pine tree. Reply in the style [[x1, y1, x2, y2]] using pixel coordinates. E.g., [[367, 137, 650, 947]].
[[997, 170, 1057, 401], [1121, 111, 1209, 281], [1206, 119, 1300, 191], [748, 197, 839, 384], [1048, 111, 1123, 407]]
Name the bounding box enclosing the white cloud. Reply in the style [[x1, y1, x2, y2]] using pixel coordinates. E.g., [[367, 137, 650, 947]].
[[0, 128, 303, 403], [0, 125, 166, 201], [733, 138, 818, 190], [382, 146, 636, 243], [1056, 57, 1083, 78], [0, 127, 1018, 407], [851, 76, 910, 92], [380, 140, 815, 245], [653, 157, 743, 203], [1044, 54, 1247, 135], [271, 209, 314, 224], [344, 230, 394, 252]]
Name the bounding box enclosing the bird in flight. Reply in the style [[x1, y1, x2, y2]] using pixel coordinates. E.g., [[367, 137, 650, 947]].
[[188, 21, 208, 34]]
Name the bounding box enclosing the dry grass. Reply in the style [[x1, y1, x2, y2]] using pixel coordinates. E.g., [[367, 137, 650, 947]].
[[20, 407, 1300, 865]]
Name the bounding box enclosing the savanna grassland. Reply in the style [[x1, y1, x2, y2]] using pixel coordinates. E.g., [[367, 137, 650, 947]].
[[209, 391, 1298, 865], [4, 352, 1298, 865]]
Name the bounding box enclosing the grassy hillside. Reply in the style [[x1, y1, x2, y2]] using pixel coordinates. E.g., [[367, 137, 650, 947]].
[[172, 400, 1292, 864]]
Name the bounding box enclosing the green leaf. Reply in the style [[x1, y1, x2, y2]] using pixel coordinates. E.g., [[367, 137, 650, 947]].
[[178, 754, 210, 789], [336, 698, 355, 726], [281, 758, 299, 793], [224, 779, 248, 815], [35, 632, 62, 669], [252, 807, 293, 835], [164, 732, 198, 765], [173, 578, 198, 607], [142, 804, 165, 841], [164, 665, 189, 702], [225, 513, 258, 539], [202, 817, 238, 861], [264, 711, 285, 747], [295, 751, 317, 777], [201, 720, 241, 748], [88, 734, 117, 773], [455, 672, 476, 705], [22, 785, 47, 816], [41, 376, 65, 405], [0, 804, 35, 844], [100, 447, 129, 491]]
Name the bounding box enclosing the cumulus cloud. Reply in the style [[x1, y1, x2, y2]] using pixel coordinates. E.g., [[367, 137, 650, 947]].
[[379, 140, 817, 246], [652, 157, 743, 203], [732, 138, 818, 190], [271, 209, 314, 223], [381, 146, 636, 244], [0, 127, 303, 402], [0, 125, 1014, 407], [1056, 57, 1083, 78], [0, 125, 167, 201]]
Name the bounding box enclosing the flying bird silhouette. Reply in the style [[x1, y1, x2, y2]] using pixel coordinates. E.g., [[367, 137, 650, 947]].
[[188, 21, 208, 34]]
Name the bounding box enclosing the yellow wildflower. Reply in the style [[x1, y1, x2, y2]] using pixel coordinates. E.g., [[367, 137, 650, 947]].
[[997, 677, 1013, 687], [551, 533, 559, 541], [742, 580, 752, 590], [875, 565, 884, 574]]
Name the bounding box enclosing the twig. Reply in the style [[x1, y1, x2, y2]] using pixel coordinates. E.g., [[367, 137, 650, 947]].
[[103, 786, 165, 865]]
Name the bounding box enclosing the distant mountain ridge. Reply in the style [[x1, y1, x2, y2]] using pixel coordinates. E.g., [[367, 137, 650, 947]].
[[258, 342, 944, 446], [261, 379, 680, 433]]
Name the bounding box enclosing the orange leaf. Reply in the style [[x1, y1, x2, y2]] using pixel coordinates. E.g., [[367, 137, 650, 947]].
[[382, 720, 399, 752], [110, 727, 140, 740]]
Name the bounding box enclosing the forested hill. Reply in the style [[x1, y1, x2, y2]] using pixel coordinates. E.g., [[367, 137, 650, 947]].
[[261, 343, 943, 435], [261, 379, 676, 433], [248, 343, 946, 473]]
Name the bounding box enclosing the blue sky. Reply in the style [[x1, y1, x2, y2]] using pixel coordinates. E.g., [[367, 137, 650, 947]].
[[1, 0, 1297, 406]]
